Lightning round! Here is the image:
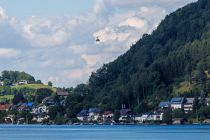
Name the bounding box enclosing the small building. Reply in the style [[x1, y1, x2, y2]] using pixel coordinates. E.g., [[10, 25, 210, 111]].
[[158, 101, 171, 112], [206, 98, 210, 106], [0, 104, 11, 111], [77, 109, 89, 121], [170, 97, 185, 111], [119, 109, 133, 121], [0, 80, 4, 86], [135, 112, 151, 123], [88, 108, 101, 121], [18, 80, 28, 85], [32, 115, 49, 123], [102, 111, 114, 122], [184, 98, 194, 113], [31, 105, 48, 115], [42, 97, 55, 106], [135, 112, 163, 123], [57, 91, 69, 98]]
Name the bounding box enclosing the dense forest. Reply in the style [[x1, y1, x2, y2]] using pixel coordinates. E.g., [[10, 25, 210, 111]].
[[64, 0, 210, 118]]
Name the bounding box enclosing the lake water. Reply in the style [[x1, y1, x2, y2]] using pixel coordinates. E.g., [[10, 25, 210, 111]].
[[0, 125, 210, 140]]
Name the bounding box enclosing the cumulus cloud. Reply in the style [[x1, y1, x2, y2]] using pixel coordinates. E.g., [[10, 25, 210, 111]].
[[0, 0, 197, 87], [21, 17, 70, 47], [0, 48, 20, 57]]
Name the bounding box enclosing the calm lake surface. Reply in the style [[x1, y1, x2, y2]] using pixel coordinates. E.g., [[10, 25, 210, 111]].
[[0, 125, 210, 140]]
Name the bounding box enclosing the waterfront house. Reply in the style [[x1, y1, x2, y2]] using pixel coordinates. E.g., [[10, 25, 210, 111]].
[[119, 109, 133, 121], [170, 97, 185, 111], [102, 111, 114, 122], [135, 112, 151, 122], [88, 108, 101, 121], [183, 98, 194, 113], [32, 115, 49, 123], [77, 109, 89, 121], [136, 111, 163, 123]]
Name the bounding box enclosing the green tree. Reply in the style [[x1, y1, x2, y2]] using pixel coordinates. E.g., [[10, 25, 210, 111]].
[[162, 111, 172, 124], [48, 81, 53, 87], [172, 109, 185, 118]]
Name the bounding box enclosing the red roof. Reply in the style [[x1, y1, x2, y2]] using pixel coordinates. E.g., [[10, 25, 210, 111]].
[[103, 111, 113, 115], [0, 104, 11, 111]]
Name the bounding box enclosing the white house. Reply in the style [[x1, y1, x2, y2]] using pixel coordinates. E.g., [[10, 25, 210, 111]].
[[119, 109, 133, 121], [135, 112, 163, 123], [170, 97, 185, 111], [0, 80, 4, 86], [88, 108, 101, 121], [32, 115, 49, 123], [184, 98, 194, 113], [77, 109, 88, 121], [102, 111, 114, 122], [206, 98, 210, 106], [18, 80, 28, 85], [31, 105, 48, 115]]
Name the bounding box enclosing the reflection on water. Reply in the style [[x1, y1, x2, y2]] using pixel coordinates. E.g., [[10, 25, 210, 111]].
[[0, 125, 210, 140]]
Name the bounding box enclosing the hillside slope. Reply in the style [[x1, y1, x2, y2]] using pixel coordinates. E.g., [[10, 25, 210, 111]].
[[67, 0, 210, 115]]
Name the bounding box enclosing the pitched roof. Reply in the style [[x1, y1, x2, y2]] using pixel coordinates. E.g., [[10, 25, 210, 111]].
[[77, 109, 88, 117], [158, 101, 170, 108], [120, 109, 132, 115], [57, 91, 69, 96], [103, 111, 113, 115], [185, 98, 195, 104], [88, 108, 101, 113], [171, 97, 185, 104]]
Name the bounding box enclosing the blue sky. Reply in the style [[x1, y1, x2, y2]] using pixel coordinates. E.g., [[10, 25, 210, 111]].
[[0, 0, 95, 17], [0, 0, 197, 87]]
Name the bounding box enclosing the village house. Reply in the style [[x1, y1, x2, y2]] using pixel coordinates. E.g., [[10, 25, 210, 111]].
[[0, 80, 4, 86], [102, 111, 114, 122], [119, 108, 133, 122], [158, 101, 171, 112], [206, 98, 210, 106], [170, 97, 185, 111], [0, 99, 11, 111], [42, 97, 55, 106], [77, 109, 89, 122], [18, 80, 28, 85], [88, 108, 101, 121], [56, 90, 69, 98], [0, 104, 11, 111], [135, 111, 163, 123], [183, 98, 195, 114], [31, 105, 48, 115], [32, 115, 49, 123], [17, 102, 33, 112], [4, 115, 15, 124]]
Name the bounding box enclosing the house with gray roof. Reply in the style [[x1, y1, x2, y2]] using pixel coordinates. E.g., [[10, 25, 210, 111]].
[[170, 97, 185, 111], [184, 98, 194, 113]]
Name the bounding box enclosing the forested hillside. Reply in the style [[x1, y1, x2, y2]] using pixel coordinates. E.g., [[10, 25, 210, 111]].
[[65, 0, 210, 117]]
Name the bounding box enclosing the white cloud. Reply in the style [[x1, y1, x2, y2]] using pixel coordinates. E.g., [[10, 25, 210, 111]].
[[0, 48, 20, 57], [22, 17, 70, 47]]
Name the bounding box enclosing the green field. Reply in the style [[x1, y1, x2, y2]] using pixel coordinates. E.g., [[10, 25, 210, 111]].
[[11, 84, 56, 93]]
